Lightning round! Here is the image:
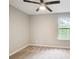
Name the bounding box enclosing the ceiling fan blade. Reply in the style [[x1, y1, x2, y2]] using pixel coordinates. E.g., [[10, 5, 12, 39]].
[[45, 6, 52, 12], [40, 0, 43, 3], [36, 8, 39, 12], [45, 1, 60, 5], [23, 0, 40, 4]]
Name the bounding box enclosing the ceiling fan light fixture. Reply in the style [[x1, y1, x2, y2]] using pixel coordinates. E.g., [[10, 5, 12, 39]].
[[40, 6, 46, 10], [23, 0, 60, 12]]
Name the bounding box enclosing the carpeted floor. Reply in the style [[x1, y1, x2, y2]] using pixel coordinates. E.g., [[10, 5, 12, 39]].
[[10, 46, 70, 59]]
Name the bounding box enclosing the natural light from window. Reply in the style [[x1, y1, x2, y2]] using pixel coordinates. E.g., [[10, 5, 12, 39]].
[[58, 15, 70, 40]]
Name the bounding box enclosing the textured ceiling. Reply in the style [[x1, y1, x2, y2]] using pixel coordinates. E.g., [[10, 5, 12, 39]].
[[9, 0, 70, 15]]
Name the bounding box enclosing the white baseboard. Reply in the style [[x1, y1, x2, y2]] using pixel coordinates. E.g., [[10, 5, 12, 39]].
[[9, 45, 29, 56], [29, 44, 70, 49]]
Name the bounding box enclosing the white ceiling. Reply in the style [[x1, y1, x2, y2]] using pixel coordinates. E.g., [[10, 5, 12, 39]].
[[9, 0, 70, 15]]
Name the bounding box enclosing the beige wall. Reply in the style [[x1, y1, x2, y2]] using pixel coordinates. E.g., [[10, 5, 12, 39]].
[[9, 5, 29, 54], [30, 13, 70, 48]]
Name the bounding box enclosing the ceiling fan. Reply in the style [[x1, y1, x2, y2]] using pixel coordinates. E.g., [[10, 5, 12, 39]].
[[23, 0, 60, 12]]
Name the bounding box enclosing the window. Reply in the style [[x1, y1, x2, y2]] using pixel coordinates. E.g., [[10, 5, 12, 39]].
[[58, 15, 70, 40]]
